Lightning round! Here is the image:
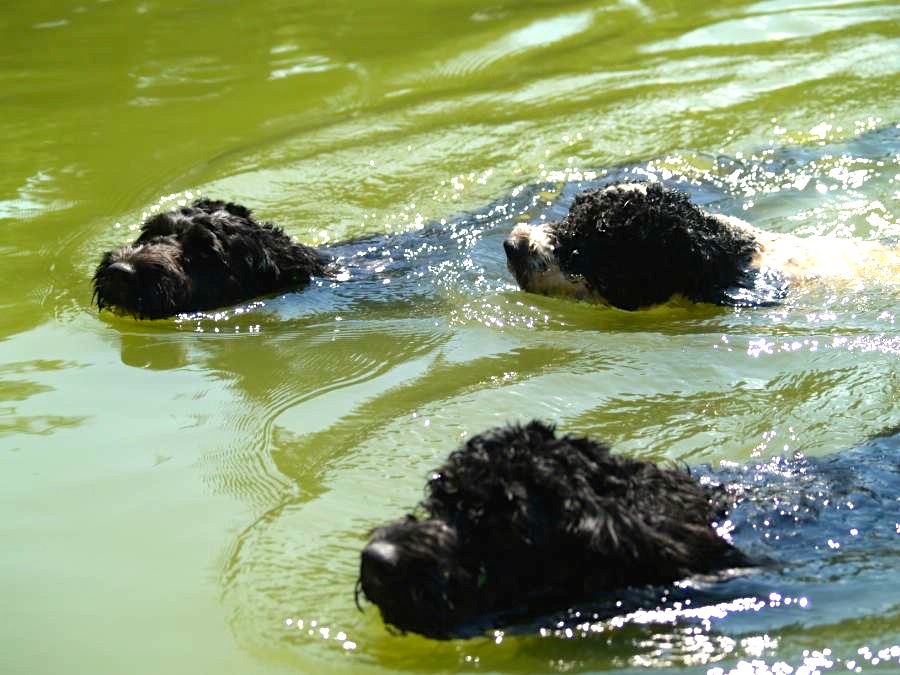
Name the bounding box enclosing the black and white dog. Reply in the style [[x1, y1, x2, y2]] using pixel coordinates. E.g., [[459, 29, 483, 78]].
[[504, 182, 897, 310]]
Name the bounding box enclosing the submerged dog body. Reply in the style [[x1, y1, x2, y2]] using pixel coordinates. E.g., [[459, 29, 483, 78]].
[[93, 199, 329, 319], [504, 182, 897, 310], [358, 421, 749, 638]]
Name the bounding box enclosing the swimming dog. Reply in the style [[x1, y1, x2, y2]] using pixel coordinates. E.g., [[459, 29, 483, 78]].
[[358, 421, 749, 638], [504, 182, 897, 309], [93, 199, 329, 319]]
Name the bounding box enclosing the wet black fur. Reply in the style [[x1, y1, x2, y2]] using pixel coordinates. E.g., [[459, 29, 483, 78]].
[[358, 421, 750, 639], [553, 183, 764, 310], [92, 199, 329, 319]]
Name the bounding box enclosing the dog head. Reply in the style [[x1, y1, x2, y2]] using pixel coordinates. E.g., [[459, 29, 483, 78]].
[[503, 222, 591, 299], [92, 238, 193, 320], [93, 200, 327, 319], [358, 516, 479, 638], [359, 421, 747, 638], [504, 182, 782, 309], [358, 423, 572, 638], [92, 207, 233, 319]]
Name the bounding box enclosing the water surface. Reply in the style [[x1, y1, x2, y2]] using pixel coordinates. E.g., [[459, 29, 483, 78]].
[[1, 1, 898, 673]]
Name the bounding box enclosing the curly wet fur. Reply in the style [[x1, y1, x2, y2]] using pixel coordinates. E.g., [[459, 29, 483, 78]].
[[505, 183, 769, 310], [358, 421, 750, 638], [558, 184, 759, 308], [92, 199, 329, 319]]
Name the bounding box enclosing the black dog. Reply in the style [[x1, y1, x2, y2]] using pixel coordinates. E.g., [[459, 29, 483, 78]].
[[358, 421, 750, 638], [93, 199, 329, 319]]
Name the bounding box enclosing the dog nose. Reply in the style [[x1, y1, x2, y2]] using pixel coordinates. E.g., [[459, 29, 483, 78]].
[[362, 541, 399, 570], [503, 235, 529, 263]]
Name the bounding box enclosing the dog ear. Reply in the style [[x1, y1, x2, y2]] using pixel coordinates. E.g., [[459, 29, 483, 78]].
[[138, 213, 182, 241], [720, 266, 789, 307], [183, 221, 225, 261]]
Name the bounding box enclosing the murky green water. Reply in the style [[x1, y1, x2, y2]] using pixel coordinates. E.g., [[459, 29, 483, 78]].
[[2, 1, 898, 673]]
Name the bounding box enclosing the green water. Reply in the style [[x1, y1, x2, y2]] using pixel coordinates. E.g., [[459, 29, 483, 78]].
[[2, 1, 899, 673]]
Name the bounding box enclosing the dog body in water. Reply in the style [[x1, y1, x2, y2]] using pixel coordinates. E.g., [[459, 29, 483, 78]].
[[504, 182, 897, 310], [358, 421, 750, 638], [93, 199, 329, 319]]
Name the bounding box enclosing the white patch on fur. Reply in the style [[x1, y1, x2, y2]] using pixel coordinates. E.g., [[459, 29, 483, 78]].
[[510, 222, 555, 263], [710, 213, 900, 284], [507, 223, 591, 298]]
